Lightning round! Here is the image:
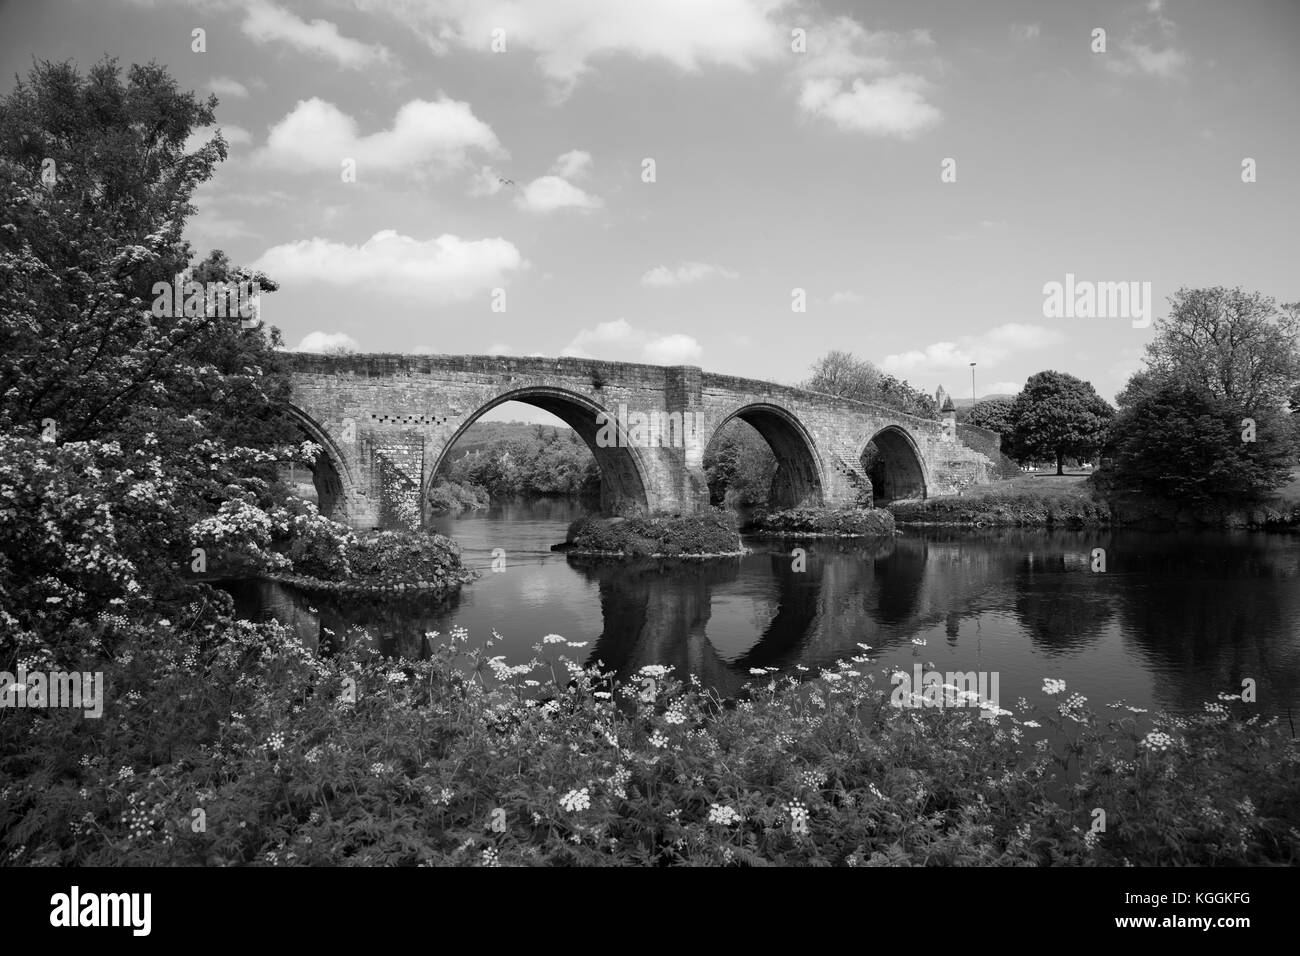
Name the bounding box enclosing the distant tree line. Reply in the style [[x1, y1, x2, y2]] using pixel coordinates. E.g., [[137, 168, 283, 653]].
[[430, 424, 599, 509]]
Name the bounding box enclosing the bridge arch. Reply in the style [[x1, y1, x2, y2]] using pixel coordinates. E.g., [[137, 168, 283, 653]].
[[281, 402, 360, 522], [707, 402, 824, 509], [425, 386, 651, 514], [860, 425, 929, 504]]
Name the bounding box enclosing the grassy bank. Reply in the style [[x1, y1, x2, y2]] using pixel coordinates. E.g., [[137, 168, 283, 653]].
[[889, 475, 1112, 527], [564, 510, 743, 557], [3, 622, 1296, 866]]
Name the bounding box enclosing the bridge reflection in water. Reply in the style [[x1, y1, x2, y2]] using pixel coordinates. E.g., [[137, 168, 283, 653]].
[[221, 512, 1300, 717]]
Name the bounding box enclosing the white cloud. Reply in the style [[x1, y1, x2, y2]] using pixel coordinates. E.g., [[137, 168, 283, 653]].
[[513, 151, 601, 213], [485, 343, 512, 355], [515, 175, 601, 213], [882, 323, 1067, 374], [551, 149, 592, 179], [982, 381, 1023, 396], [293, 331, 360, 353], [1010, 22, 1041, 42], [643, 334, 703, 365], [799, 73, 941, 138], [828, 290, 864, 305], [257, 97, 502, 175], [795, 18, 943, 139], [641, 262, 738, 287], [242, 1, 393, 69], [1102, 1, 1188, 80], [252, 230, 525, 302], [208, 76, 249, 98], [560, 319, 702, 365], [469, 165, 507, 196], [366, 0, 791, 96]]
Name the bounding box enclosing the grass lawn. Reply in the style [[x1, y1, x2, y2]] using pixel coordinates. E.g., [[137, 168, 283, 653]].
[[952, 472, 1097, 500]]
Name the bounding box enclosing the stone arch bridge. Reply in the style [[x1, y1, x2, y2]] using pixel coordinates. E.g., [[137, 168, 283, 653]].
[[285, 354, 1007, 529]]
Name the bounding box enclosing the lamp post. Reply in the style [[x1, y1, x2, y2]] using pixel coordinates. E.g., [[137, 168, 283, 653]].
[[969, 363, 977, 403]]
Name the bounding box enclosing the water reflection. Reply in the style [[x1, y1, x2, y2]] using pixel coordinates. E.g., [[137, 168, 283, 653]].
[[222, 501, 1300, 716]]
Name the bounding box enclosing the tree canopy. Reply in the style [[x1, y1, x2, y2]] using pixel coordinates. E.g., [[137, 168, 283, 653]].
[[1010, 371, 1113, 474], [803, 350, 937, 419], [1132, 286, 1300, 413]]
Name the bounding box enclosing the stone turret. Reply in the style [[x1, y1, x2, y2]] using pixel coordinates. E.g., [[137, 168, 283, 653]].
[[934, 384, 950, 411], [941, 395, 957, 441]]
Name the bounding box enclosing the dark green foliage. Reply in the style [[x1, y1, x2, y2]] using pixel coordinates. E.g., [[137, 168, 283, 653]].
[[1106, 383, 1298, 505], [2, 621, 1296, 866], [1010, 371, 1114, 474], [750, 507, 896, 536], [566, 509, 741, 555], [426, 479, 491, 513], [703, 419, 776, 508], [439, 423, 598, 500], [889, 489, 1111, 527], [965, 398, 1016, 439]]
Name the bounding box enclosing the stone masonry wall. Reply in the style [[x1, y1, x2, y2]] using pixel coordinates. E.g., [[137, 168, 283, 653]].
[[286, 354, 1002, 528]]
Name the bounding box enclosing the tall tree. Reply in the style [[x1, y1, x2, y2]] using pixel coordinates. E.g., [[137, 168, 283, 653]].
[[0, 57, 290, 448], [1011, 371, 1113, 474], [1139, 287, 1300, 412], [1108, 383, 1297, 504]]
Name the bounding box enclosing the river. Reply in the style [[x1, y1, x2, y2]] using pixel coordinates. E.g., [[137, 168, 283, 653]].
[[224, 499, 1300, 718]]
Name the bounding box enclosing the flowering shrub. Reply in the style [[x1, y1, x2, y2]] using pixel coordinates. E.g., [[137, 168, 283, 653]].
[[2, 620, 1296, 867]]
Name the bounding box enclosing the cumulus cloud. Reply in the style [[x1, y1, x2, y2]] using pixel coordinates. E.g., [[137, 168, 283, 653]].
[[208, 76, 249, 98], [242, 1, 393, 69], [560, 319, 702, 365], [794, 17, 943, 138], [1102, 0, 1188, 80], [293, 331, 360, 353], [252, 230, 525, 302], [799, 73, 941, 138], [513, 150, 602, 213], [882, 323, 1067, 374], [641, 262, 738, 287], [257, 97, 502, 176], [515, 176, 601, 213], [551, 149, 592, 179], [365, 0, 790, 96]]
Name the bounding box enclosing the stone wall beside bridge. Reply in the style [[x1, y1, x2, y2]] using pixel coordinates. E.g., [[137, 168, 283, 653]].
[[283, 353, 1006, 530]]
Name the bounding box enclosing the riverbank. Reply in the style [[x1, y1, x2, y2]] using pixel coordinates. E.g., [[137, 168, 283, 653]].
[[6, 623, 1295, 866], [889, 473, 1300, 529]]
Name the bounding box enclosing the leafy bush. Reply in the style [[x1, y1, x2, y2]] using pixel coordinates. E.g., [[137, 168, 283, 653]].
[[1105, 383, 1298, 505], [751, 507, 896, 536], [2, 621, 1296, 866], [566, 510, 741, 556], [427, 480, 491, 514]]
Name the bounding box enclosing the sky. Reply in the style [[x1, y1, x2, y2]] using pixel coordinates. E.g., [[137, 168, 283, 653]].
[[2, 0, 1298, 417]]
